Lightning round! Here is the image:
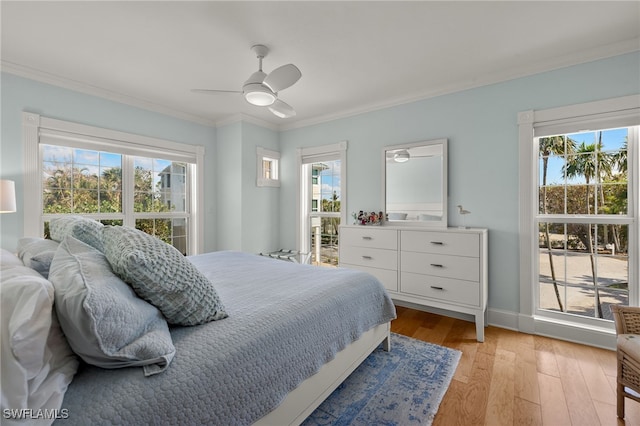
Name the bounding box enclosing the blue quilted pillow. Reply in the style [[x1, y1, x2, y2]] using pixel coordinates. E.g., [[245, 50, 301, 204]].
[[49, 236, 175, 376], [50, 216, 104, 252], [102, 225, 228, 326]]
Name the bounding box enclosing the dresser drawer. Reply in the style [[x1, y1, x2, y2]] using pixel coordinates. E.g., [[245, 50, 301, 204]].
[[340, 227, 398, 250], [340, 246, 397, 270], [341, 264, 398, 292], [401, 272, 480, 306], [401, 230, 479, 257], [401, 251, 479, 282]]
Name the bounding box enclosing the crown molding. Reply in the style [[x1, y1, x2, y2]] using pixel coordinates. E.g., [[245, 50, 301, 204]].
[[214, 113, 279, 131], [1, 60, 218, 127]]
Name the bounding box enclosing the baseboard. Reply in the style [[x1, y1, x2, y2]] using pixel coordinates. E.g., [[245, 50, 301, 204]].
[[395, 302, 616, 350]]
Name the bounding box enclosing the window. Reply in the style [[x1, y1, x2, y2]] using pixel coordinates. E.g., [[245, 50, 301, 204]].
[[257, 147, 280, 187], [537, 129, 632, 320], [519, 96, 639, 345], [23, 113, 204, 255], [297, 142, 347, 267]]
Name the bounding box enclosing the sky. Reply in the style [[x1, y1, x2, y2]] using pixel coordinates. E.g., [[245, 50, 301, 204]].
[[539, 127, 628, 186], [317, 159, 341, 202], [41, 144, 178, 189]]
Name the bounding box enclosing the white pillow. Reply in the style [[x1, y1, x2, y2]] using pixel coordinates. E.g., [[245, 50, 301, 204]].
[[0, 265, 79, 424], [1, 248, 23, 269], [16, 238, 60, 278]]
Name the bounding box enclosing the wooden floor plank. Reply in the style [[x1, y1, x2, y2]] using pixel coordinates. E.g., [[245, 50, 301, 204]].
[[538, 372, 572, 426], [391, 306, 640, 426], [514, 397, 543, 426], [485, 348, 515, 426]]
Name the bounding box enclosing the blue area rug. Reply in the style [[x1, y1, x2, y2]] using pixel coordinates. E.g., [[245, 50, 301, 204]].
[[303, 333, 461, 426]]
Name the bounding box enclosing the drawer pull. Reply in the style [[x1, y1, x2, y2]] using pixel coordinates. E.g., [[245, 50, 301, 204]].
[[430, 286, 444, 291], [362, 255, 373, 260], [430, 241, 444, 245], [430, 263, 444, 268], [362, 236, 373, 240]]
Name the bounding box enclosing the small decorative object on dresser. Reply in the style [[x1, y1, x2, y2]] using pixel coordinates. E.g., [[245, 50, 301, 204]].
[[356, 210, 384, 226], [339, 224, 488, 342]]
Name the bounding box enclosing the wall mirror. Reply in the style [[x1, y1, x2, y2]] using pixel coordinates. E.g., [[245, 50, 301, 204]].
[[383, 138, 448, 227]]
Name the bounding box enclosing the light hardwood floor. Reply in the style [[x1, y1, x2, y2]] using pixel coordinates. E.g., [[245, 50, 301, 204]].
[[390, 306, 640, 426]]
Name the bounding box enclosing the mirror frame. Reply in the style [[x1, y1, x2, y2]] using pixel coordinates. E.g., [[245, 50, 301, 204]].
[[382, 138, 448, 228]]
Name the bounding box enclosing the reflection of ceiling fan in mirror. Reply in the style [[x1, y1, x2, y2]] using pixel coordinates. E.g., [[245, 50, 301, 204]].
[[386, 144, 442, 163], [191, 44, 301, 118]]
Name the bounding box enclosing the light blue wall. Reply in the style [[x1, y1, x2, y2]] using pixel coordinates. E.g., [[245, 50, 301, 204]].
[[240, 122, 280, 254], [0, 73, 217, 252], [215, 120, 280, 253], [279, 52, 640, 313], [215, 122, 243, 251]]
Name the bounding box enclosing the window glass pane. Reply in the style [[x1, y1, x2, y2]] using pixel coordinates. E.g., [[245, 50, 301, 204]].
[[42, 145, 73, 163], [172, 218, 188, 255], [135, 218, 187, 255], [136, 218, 172, 244], [309, 216, 339, 267], [538, 130, 630, 218], [565, 185, 595, 215], [42, 144, 122, 215], [538, 221, 629, 321], [73, 190, 99, 213], [539, 184, 565, 215], [43, 190, 72, 213], [313, 160, 341, 213], [43, 164, 72, 189], [134, 157, 186, 213]]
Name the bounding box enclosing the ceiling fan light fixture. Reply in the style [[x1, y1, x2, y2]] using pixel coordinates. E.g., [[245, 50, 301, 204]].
[[394, 150, 410, 163], [243, 84, 276, 106]]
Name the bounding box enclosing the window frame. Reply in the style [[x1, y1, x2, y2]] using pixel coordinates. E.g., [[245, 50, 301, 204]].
[[256, 146, 280, 187], [296, 141, 347, 258], [22, 112, 205, 254], [518, 95, 639, 347]]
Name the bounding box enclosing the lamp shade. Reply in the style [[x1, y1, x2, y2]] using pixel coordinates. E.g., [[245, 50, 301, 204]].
[[0, 180, 16, 213], [243, 83, 276, 106]]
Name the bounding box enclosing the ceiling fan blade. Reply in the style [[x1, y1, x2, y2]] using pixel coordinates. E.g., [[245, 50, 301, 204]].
[[263, 64, 301, 93], [191, 89, 242, 94], [268, 99, 296, 118]]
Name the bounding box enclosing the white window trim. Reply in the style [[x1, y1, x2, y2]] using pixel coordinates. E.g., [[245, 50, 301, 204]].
[[296, 141, 347, 253], [518, 95, 640, 348], [22, 112, 205, 254], [256, 146, 280, 187]]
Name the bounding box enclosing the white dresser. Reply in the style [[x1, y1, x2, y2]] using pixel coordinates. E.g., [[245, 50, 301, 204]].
[[339, 225, 488, 342]]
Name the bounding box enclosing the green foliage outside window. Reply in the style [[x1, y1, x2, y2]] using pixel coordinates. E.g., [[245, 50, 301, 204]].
[[42, 148, 187, 251]]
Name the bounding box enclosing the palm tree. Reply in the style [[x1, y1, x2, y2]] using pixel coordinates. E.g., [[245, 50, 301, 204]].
[[539, 135, 575, 311], [564, 136, 614, 318]]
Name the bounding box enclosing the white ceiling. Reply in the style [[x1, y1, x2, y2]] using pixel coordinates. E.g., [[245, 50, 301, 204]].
[[2, 1, 639, 130]]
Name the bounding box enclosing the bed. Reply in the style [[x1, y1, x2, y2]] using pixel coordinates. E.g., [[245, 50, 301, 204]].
[[1, 218, 396, 426]]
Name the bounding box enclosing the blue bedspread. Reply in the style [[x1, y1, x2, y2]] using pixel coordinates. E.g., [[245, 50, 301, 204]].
[[57, 251, 396, 425]]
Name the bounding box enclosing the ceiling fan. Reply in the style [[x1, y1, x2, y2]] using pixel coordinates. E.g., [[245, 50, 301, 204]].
[[192, 44, 301, 118]]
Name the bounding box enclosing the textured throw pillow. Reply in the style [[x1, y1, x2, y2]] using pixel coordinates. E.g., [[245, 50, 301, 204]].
[[50, 215, 104, 252], [16, 237, 60, 278], [1, 264, 79, 418], [49, 236, 175, 376], [102, 225, 228, 326]]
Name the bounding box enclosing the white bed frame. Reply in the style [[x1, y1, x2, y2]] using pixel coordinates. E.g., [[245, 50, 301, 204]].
[[255, 322, 392, 425]]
